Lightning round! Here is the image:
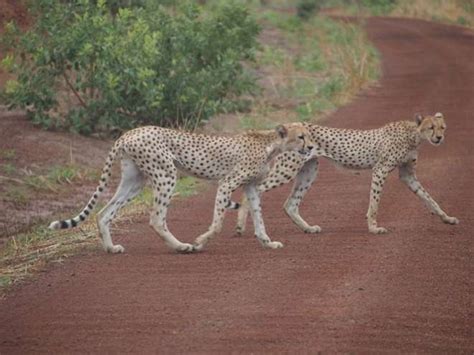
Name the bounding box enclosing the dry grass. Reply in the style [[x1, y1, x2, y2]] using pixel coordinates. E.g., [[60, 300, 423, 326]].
[[0, 220, 99, 294], [0, 164, 100, 207], [206, 11, 380, 132], [0, 177, 202, 295], [392, 0, 474, 28], [0, 201, 149, 295]]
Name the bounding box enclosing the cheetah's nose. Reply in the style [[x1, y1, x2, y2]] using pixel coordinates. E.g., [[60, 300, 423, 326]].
[[307, 145, 314, 150]]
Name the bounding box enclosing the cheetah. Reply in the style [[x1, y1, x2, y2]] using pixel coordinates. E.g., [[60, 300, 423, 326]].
[[235, 113, 459, 235], [48, 123, 314, 253]]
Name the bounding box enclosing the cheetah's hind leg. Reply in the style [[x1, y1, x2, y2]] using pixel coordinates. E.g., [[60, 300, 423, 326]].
[[96, 158, 146, 254], [148, 167, 195, 253], [235, 195, 249, 236]]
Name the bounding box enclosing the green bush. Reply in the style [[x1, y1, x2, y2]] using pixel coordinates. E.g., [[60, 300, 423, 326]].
[[1, 0, 259, 134]]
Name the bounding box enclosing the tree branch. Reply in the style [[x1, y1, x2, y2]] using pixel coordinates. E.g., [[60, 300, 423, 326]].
[[62, 72, 88, 108]]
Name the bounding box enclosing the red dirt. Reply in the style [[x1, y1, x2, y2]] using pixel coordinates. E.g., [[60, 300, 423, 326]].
[[0, 109, 114, 238], [0, 17, 473, 353]]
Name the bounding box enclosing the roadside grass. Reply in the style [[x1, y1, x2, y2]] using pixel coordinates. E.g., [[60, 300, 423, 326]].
[[391, 0, 474, 28], [273, 13, 377, 122], [133, 176, 202, 207], [0, 148, 16, 160], [207, 6, 380, 131], [0, 225, 97, 293], [0, 149, 17, 177], [239, 114, 275, 130], [0, 164, 101, 206], [0, 176, 202, 295], [321, 0, 474, 28], [1, 163, 16, 175]]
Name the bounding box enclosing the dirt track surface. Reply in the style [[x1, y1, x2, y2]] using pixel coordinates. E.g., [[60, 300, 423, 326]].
[[1, 18, 473, 353]]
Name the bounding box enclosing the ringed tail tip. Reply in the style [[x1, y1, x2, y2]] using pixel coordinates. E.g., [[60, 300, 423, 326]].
[[48, 220, 71, 230], [48, 221, 61, 230]]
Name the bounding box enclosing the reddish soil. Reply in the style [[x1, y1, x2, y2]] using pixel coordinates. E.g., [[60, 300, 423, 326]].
[[0, 17, 473, 353], [0, 108, 115, 238]]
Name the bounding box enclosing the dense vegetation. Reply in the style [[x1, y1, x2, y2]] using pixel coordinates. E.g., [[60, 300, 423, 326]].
[[0, 0, 390, 136], [1, 0, 259, 134]]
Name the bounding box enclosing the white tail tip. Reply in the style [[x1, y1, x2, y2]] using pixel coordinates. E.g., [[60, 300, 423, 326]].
[[48, 221, 61, 230]]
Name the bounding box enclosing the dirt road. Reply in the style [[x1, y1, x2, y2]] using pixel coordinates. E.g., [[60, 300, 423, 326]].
[[1, 17, 473, 353]]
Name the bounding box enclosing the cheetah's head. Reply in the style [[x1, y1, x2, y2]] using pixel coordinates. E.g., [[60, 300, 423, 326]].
[[415, 112, 446, 146], [276, 123, 315, 156]]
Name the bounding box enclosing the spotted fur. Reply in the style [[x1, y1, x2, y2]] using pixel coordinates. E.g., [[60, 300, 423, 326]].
[[49, 123, 314, 253], [236, 113, 459, 235]]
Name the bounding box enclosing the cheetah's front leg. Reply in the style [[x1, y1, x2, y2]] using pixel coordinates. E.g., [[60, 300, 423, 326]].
[[283, 158, 321, 233], [367, 165, 393, 234], [235, 152, 309, 235], [244, 183, 283, 249], [399, 162, 459, 225]]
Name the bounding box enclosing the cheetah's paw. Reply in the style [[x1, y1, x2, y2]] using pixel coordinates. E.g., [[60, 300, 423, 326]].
[[107, 244, 125, 254], [192, 243, 204, 252], [443, 216, 459, 225], [234, 226, 245, 237], [265, 241, 284, 249], [369, 226, 388, 234], [304, 225, 322, 234], [176, 243, 196, 253]]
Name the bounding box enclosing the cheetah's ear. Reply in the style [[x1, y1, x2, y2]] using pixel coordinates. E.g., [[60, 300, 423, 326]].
[[276, 125, 288, 138], [414, 113, 423, 126]]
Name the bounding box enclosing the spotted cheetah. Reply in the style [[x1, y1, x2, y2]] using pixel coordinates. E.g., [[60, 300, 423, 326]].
[[48, 123, 314, 253], [235, 113, 459, 235]]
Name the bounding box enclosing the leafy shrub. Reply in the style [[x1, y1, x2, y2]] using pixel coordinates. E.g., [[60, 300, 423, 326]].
[[1, 0, 259, 134]]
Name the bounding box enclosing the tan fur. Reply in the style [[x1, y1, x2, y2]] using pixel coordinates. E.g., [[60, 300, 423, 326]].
[[49, 123, 314, 253], [236, 113, 458, 235]]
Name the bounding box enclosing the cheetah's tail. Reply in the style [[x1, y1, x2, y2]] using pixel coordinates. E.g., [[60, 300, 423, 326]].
[[48, 140, 122, 230]]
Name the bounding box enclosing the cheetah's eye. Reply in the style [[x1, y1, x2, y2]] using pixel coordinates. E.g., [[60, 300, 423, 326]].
[[298, 135, 304, 140], [429, 125, 434, 130]]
